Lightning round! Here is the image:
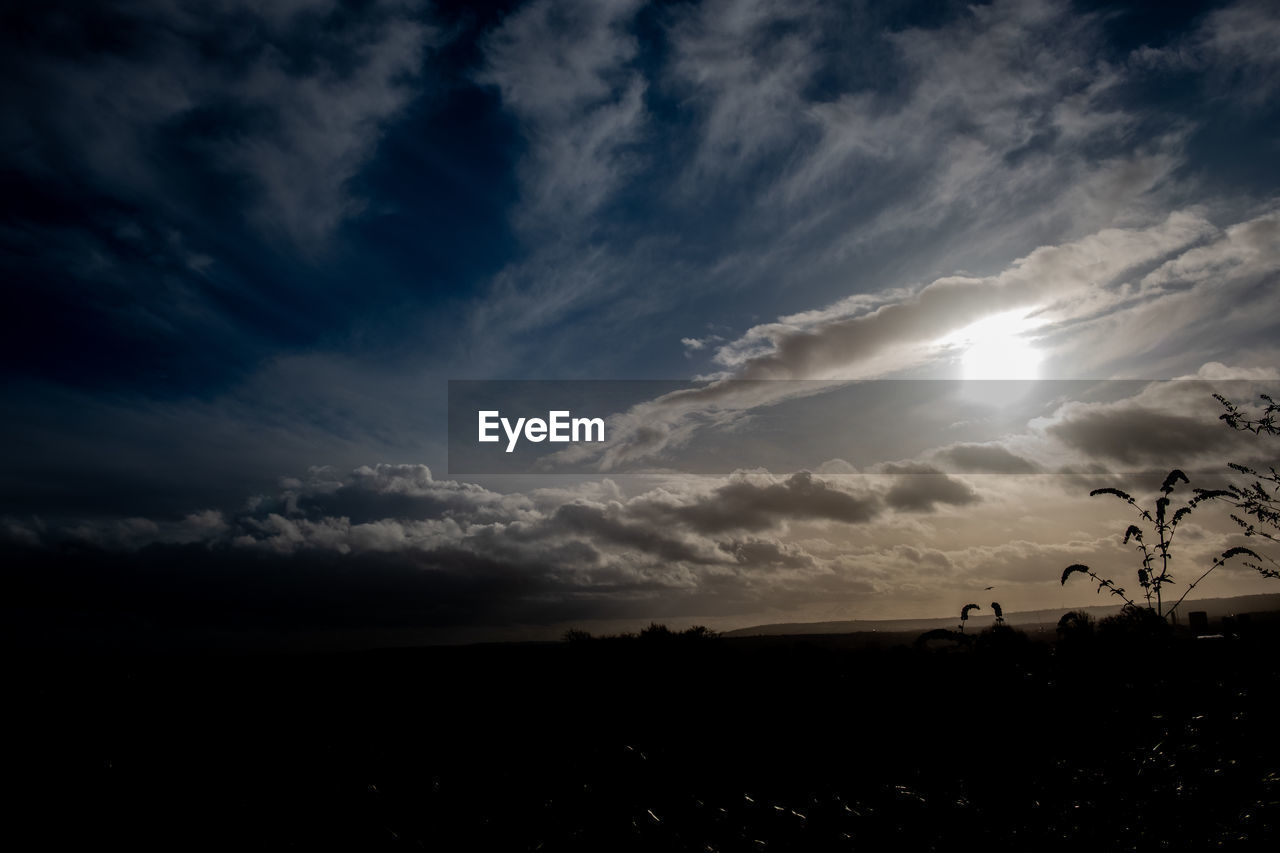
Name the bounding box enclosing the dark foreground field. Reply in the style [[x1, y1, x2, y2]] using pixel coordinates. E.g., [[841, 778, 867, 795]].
[[8, 624, 1280, 851]]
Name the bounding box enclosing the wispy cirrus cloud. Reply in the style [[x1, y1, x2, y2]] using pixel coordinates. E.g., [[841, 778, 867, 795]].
[[462, 0, 1272, 384], [1, 0, 436, 250], [475, 0, 646, 229]]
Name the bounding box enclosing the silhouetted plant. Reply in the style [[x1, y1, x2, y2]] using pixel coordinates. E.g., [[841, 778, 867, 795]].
[[1203, 393, 1280, 577], [1055, 610, 1094, 641], [974, 622, 1028, 653], [562, 628, 594, 643], [1216, 392, 1278, 437], [639, 622, 675, 640], [1061, 469, 1261, 620], [1096, 603, 1171, 642], [959, 603, 980, 632], [633, 623, 718, 642], [915, 627, 966, 648], [990, 601, 1004, 626]]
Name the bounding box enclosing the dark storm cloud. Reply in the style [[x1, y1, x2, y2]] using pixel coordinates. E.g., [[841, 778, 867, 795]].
[[635, 471, 883, 534], [298, 486, 475, 524], [881, 463, 980, 512], [936, 443, 1040, 474], [1048, 407, 1230, 465], [1051, 463, 1238, 504], [889, 544, 953, 570], [35, 463, 880, 558], [1, 463, 903, 636], [718, 539, 815, 570], [293, 463, 532, 525], [544, 502, 717, 564]]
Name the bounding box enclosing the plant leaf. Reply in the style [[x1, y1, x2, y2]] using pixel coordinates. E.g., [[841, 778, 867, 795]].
[[1161, 469, 1188, 494], [1062, 564, 1090, 585]]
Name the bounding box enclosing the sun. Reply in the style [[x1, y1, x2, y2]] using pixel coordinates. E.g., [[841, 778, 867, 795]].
[[962, 334, 1041, 380], [950, 310, 1043, 381]]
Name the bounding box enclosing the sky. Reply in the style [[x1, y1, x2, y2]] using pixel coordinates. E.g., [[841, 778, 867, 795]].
[[2, 0, 1279, 646]]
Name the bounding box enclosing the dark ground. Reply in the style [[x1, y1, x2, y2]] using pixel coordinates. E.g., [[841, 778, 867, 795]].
[[7, 619, 1280, 851]]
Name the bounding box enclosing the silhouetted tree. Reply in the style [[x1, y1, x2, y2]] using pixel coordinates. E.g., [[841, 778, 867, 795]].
[[1096, 603, 1171, 643], [975, 622, 1028, 653], [1055, 610, 1095, 641], [915, 627, 966, 648], [639, 622, 674, 641]]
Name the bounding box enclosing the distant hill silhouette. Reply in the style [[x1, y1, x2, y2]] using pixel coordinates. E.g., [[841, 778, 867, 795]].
[[723, 593, 1280, 637]]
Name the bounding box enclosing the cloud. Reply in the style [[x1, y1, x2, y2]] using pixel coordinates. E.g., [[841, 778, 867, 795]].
[[881, 464, 980, 513], [715, 211, 1212, 379], [9, 396, 1272, 638], [6, 1, 1280, 642], [1133, 0, 1280, 103], [545, 211, 1218, 469], [718, 538, 815, 570], [1047, 407, 1230, 466], [666, 0, 828, 180], [934, 444, 1041, 474], [1041, 210, 1280, 377], [295, 463, 536, 525], [19, 463, 890, 569], [2, 463, 907, 632], [542, 502, 718, 564], [476, 0, 646, 229], [462, 0, 1204, 378], [777, 0, 1121, 202], [633, 470, 882, 533], [0, 0, 436, 249], [215, 6, 433, 245], [1202, 0, 1280, 91], [462, 0, 655, 348]]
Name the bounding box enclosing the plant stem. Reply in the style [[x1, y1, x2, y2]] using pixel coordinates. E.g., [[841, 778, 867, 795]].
[[1166, 564, 1217, 619]]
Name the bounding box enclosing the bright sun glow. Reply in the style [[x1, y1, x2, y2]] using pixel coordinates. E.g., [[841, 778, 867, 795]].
[[947, 310, 1043, 380]]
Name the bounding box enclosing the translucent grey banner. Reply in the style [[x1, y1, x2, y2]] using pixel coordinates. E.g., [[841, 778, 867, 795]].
[[447, 379, 1278, 475]]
